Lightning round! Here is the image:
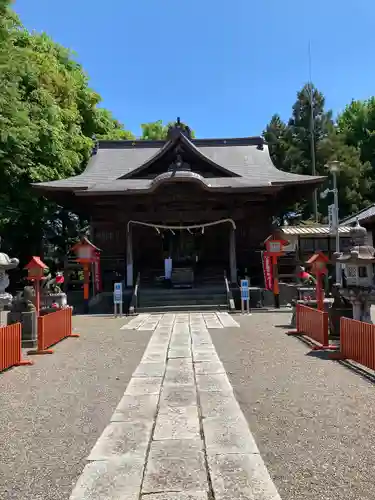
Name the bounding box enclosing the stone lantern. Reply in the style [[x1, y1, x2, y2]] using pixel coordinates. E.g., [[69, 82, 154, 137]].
[[0, 239, 19, 310], [334, 220, 375, 323]]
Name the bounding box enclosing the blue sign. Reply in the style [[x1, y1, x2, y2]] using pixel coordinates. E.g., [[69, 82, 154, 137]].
[[114, 282, 123, 304], [240, 279, 249, 300]]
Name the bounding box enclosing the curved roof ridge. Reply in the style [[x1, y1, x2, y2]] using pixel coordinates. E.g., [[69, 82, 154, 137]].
[[118, 129, 239, 180]]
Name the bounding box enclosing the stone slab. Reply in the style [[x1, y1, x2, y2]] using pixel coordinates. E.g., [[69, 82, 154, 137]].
[[120, 314, 150, 330], [154, 405, 200, 440], [194, 361, 226, 375], [133, 362, 166, 378], [69, 457, 144, 500], [125, 377, 162, 396], [172, 327, 190, 335], [193, 351, 221, 363], [164, 367, 195, 386], [203, 314, 223, 329], [167, 358, 194, 371], [199, 391, 243, 419], [147, 340, 170, 348], [203, 416, 259, 454], [168, 346, 192, 358], [142, 440, 207, 494], [217, 312, 240, 328], [159, 386, 197, 408], [141, 352, 167, 363], [144, 493, 208, 500], [88, 421, 152, 460], [191, 345, 216, 353], [170, 338, 191, 348], [208, 453, 282, 500], [111, 394, 159, 422], [144, 345, 168, 354], [196, 373, 233, 394]]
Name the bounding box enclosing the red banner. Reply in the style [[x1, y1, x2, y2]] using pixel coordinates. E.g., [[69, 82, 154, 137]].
[[262, 251, 273, 290], [94, 251, 102, 293]]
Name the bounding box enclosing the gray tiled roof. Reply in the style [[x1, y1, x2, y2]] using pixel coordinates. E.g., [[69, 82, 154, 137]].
[[34, 136, 325, 193], [340, 204, 375, 226]]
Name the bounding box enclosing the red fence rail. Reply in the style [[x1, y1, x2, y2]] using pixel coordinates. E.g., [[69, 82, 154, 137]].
[[331, 317, 375, 370], [29, 307, 79, 355], [289, 304, 334, 350], [0, 323, 33, 372]]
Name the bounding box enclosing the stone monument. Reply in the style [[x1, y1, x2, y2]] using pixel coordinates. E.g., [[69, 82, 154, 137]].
[[334, 220, 375, 323]]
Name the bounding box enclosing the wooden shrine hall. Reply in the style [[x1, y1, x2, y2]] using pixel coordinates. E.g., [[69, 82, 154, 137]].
[[33, 119, 324, 294]]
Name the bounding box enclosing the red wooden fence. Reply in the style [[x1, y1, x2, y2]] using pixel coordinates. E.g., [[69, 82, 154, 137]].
[[331, 317, 375, 370], [289, 304, 335, 350], [29, 307, 79, 355], [0, 323, 33, 372]]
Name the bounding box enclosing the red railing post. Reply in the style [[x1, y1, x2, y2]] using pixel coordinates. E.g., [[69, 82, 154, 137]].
[[28, 307, 78, 355], [0, 323, 33, 373], [288, 304, 336, 351], [332, 317, 375, 371]]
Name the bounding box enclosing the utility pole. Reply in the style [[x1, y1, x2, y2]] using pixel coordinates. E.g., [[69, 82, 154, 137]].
[[308, 42, 318, 222]]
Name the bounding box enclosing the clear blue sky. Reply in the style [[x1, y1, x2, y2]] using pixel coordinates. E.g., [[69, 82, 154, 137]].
[[13, 0, 375, 138]]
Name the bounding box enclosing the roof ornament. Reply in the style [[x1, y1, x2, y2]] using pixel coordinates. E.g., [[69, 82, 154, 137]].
[[168, 153, 191, 172], [91, 134, 99, 156], [167, 117, 192, 140]]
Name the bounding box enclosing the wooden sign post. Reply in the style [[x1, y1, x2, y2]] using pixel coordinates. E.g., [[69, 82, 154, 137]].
[[265, 235, 288, 309]]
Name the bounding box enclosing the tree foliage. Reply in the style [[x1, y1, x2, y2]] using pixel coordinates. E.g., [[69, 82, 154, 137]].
[[0, 0, 136, 264], [140, 119, 195, 140], [264, 84, 373, 222]]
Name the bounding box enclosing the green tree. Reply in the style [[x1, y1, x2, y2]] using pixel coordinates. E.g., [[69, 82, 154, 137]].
[[0, 3, 133, 263], [283, 84, 333, 177], [337, 98, 375, 191], [140, 119, 195, 140], [264, 84, 373, 220], [263, 114, 288, 171], [318, 129, 373, 217], [141, 120, 169, 140]]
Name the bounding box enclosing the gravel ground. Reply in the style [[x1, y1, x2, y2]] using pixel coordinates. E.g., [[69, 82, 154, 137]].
[[211, 312, 375, 500], [0, 316, 151, 500]]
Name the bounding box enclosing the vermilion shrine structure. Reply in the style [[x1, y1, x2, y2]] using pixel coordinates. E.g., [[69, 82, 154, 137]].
[[33, 120, 324, 292]]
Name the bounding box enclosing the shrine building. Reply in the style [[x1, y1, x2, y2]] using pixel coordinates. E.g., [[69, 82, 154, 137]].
[[33, 120, 324, 299]]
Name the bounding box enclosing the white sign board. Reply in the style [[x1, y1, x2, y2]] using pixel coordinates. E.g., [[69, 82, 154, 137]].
[[268, 241, 282, 253], [113, 282, 123, 304]]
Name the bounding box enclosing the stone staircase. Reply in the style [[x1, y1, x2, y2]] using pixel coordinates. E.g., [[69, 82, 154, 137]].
[[137, 284, 228, 312]]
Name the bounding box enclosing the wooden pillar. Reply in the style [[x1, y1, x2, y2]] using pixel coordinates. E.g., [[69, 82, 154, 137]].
[[126, 225, 133, 287], [229, 225, 237, 284]]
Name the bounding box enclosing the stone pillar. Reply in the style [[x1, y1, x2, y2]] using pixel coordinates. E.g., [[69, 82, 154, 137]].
[[126, 225, 133, 287], [229, 225, 237, 284]]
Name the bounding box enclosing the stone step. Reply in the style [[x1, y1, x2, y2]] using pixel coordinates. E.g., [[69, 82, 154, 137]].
[[140, 288, 225, 297], [139, 299, 227, 307], [137, 303, 228, 313]]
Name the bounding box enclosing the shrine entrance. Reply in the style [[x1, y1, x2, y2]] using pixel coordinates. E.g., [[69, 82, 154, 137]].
[[127, 219, 237, 286], [170, 231, 196, 266]]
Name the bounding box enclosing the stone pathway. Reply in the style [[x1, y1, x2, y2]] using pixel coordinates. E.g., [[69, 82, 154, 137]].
[[70, 313, 280, 499], [121, 312, 240, 331]]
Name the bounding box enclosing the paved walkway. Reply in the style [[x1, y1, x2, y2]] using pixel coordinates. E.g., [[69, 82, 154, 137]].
[[0, 317, 151, 500], [2, 312, 375, 499], [70, 312, 280, 499]]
